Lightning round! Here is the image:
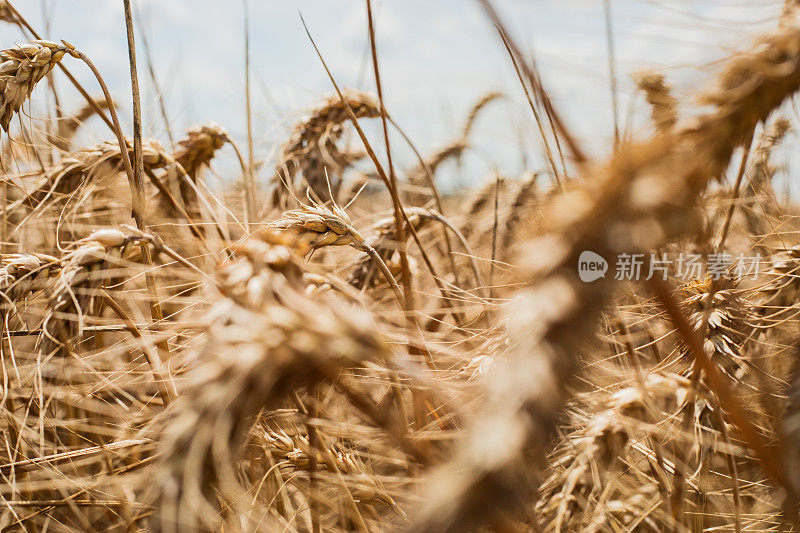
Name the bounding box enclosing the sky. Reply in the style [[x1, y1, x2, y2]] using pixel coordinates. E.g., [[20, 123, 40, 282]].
[[0, 0, 790, 192]]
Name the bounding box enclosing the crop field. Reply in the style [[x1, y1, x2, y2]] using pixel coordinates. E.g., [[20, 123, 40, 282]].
[[0, 0, 798, 531]]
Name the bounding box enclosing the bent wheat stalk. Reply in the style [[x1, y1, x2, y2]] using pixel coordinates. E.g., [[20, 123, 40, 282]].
[[411, 7, 800, 531]]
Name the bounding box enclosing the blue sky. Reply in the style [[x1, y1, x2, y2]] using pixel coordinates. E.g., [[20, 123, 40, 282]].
[[1, 0, 788, 190]]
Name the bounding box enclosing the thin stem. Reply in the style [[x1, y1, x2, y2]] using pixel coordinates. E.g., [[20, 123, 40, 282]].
[[498, 28, 561, 186], [604, 0, 620, 148], [134, 2, 174, 146], [365, 0, 415, 317], [361, 244, 405, 308], [478, 0, 586, 165], [242, 0, 257, 230], [122, 0, 146, 228], [72, 52, 140, 224]]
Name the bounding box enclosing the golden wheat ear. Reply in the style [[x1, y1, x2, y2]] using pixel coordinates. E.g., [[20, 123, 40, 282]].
[[151, 230, 393, 531], [0, 41, 77, 131], [634, 70, 678, 134], [411, 7, 800, 530], [271, 90, 380, 208]]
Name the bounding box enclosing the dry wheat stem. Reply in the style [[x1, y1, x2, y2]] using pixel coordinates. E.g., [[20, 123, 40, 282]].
[[499, 28, 562, 185]]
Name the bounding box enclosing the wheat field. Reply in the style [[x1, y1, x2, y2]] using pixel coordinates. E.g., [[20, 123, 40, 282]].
[[0, 0, 798, 531]]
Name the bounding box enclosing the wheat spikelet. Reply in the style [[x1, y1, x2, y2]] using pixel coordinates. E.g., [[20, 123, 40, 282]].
[[153, 230, 392, 531], [163, 122, 228, 218], [634, 70, 678, 134], [462, 91, 503, 138], [267, 201, 365, 250], [272, 90, 379, 206], [536, 373, 757, 531], [5, 138, 169, 218], [678, 277, 754, 382], [0, 40, 78, 131], [0, 252, 58, 300], [172, 122, 227, 180], [264, 429, 399, 512], [41, 227, 150, 347]]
